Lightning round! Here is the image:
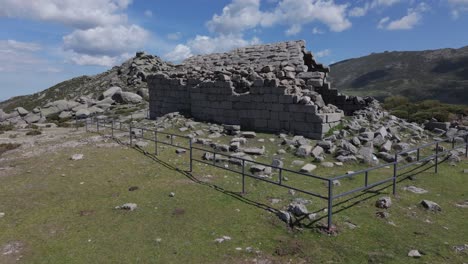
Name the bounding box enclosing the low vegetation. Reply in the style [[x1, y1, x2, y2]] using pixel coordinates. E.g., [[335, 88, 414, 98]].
[[0, 127, 467, 263], [0, 143, 21, 156], [25, 130, 42, 136], [383, 96, 468, 124]]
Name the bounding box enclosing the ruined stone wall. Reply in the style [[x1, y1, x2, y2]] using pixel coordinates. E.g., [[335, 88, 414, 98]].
[[149, 74, 341, 139], [148, 40, 368, 139]]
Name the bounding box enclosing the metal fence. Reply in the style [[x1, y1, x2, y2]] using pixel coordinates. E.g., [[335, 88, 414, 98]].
[[79, 117, 468, 230]]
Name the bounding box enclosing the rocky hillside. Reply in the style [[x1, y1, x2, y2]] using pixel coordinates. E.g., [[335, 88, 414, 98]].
[[329, 46, 468, 104], [0, 52, 174, 112]]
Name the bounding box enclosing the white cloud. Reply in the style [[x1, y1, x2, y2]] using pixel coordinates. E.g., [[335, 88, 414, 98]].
[[385, 11, 421, 30], [63, 25, 149, 65], [0, 39, 41, 52], [144, 10, 153, 17], [349, 0, 400, 17], [448, 0, 468, 18], [378, 3, 428, 30], [206, 0, 351, 36], [164, 44, 192, 62], [0, 39, 57, 72], [63, 25, 149, 56], [315, 49, 331, 58], [206, 0, 264, 34], [377, 17, 390, 28], [285, 24, 301, 36], [312, 27, 324, 34], [0, 0, 132, 29], [164, 34, 261, 62], [167, 32, 182, 40]]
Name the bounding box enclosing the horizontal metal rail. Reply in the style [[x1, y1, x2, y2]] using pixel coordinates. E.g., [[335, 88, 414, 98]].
[[83, 117, 468, 231]]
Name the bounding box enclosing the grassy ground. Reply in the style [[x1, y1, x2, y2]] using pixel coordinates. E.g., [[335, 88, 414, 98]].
[[0, 127, 467, 263]]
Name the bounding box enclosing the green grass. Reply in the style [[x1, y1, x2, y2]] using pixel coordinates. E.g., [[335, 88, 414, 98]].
[[382, 96, 468, 124], [0, 128, 467, 263]]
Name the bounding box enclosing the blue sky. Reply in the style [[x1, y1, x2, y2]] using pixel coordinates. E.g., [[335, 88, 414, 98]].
[[1, 0, 468, 101]]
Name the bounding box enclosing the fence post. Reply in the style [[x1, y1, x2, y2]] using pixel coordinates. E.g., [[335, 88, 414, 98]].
[[452, 137, 455, 149], [416, 148, 420, 161], [365, 171, 368, 187], [170, 135, 174, 145], [97, 119, 99, 133], [111, 120, 114, 138], [242, 159, 246, 194], [154, 131, 158, 156], [327, 180, 333, 231], [85, 118, 88, 132], [189, 138, 193, 173], [392, 154, 397, 195], [75, 115, 78, 131], [465, 134, 468, 158], [129, 123, 133, 147], [279, 168, 282, 185], [435, 142, 439, 173]]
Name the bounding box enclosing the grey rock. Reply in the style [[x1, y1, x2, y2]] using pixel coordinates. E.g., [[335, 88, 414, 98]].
[[421, 200, 441, 212], [380, 140, 392, 152], [102, 86, 122, 99], [271, 159, 284, 168], [292, 160, 305, 166], [115, 203, 137, 211], [70, 154, 84, 161], [336, 155, 357, 163], [403, 186, 428, 194], [243, 146, 265, 155], [295, 145, 312, 157], [23, 113, 41, 124], [15, 107, 29, 116], [300, 164, 317, 173], [175, 148, 187, 154], [311, 146, 324, 159], [250, 164, 266, 173], [408, 250, 422, 258], [277, 210, 291, 224], [288, 203, 309, 216], [76, 109, 91, 118], [241, 131, 256, 138], [376, 196, 392, 209], [321, 162, 334, 168]]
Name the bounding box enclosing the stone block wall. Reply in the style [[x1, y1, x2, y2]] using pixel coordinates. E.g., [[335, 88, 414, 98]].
[[148, 40, 371, 139], [149, 73, 342, 139]]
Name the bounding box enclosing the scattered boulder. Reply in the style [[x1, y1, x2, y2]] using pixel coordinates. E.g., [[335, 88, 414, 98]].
[[300, 163, 317, 173], [376, 197, 392, 209], [241, 131, 256, 138], [295, 145, 312, 157], [408, 250, 422, 258], [115, 203, 137, 211], [403, 186, 428, 194], [287, 203, 309, 216], [421, 200, 441, 212], [70, 154, 84, 161]]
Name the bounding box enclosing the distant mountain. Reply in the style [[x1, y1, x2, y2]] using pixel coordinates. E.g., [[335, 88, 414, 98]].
[[329, 46, 468, 105], [0, 52, 173, 112]]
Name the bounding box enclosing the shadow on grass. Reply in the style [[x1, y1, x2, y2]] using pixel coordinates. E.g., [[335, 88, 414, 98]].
[[98, 131, 455, 232]]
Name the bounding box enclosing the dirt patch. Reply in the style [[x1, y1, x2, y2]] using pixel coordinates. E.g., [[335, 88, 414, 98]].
[[172, 208, 185, 216], [79, 210, 96, 216], [274, 236, 304, 257], [0, 241, 25, 263]]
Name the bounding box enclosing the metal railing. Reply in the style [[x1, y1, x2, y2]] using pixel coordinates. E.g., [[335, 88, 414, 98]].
[[78, 117, 468, 231]]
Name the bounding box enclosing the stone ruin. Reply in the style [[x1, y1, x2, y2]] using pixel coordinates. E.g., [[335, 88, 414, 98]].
[[148, 40, 372, 139]]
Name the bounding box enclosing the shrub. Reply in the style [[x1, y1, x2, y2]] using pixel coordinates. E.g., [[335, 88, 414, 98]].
[[0, 124, 14, 132], [0, 143, 21, 156], [26, 130, 42, 136], [383, 96, 410, 109]]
